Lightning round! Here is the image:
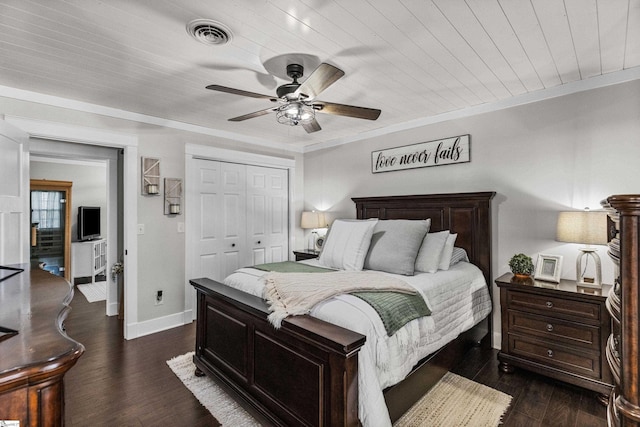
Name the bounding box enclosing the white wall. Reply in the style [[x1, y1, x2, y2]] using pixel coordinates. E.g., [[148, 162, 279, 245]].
[[303, 79, 640, 347]]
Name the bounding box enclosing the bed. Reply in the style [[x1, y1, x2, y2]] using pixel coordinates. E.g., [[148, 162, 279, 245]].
[[189, 191, 495, 426]]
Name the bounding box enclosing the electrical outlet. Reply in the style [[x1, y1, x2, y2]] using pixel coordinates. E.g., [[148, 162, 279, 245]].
[[155, 290, 163, 305]]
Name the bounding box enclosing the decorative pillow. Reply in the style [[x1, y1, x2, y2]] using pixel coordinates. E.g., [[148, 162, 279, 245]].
[[414, 230, 450, 273], [363, 219, 431, 275], [318, 219, 378, 270], [449, 247, 469, 267], [438, 233, 458, 271]]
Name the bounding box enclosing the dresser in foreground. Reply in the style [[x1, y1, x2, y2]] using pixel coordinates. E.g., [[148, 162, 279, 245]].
[[0, 265, 84, 426]]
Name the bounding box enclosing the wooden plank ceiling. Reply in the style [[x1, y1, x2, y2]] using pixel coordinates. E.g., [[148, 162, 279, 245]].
[[0, 0, 637, 151]]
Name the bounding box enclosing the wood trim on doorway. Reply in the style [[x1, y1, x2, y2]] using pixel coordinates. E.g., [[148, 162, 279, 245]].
[[30, 180, 72, 281]]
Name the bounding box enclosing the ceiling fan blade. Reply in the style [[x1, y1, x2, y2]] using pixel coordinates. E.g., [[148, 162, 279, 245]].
[[302, 118, 322, 133], [314, 101, 381, 120], [206, 84, 277, 101], [294, 63, 345, 100], [228, 107, 277, 122]]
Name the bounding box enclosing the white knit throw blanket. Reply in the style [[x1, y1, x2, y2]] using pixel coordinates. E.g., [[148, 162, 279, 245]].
[[263, 271, 416, 328]]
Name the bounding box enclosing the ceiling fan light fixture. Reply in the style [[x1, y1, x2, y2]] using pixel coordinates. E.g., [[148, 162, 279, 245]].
[[276, 102, 314, 126]]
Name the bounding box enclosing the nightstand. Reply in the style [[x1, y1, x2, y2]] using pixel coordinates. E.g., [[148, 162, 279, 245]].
[[496, 273, 613, 403], [293, 249, 319, 261]]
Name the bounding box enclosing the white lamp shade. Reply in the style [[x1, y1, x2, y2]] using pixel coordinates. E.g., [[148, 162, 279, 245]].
[[556, 211, 608, 245], [301, 211, 326, 229]]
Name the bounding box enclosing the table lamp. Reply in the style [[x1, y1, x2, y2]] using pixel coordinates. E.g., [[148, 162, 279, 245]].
[[556, 209, 608, 288], [301, 211, 326, 251]]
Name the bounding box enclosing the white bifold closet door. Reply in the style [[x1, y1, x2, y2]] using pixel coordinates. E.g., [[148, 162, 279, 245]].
[[192, 159, 288, 283]]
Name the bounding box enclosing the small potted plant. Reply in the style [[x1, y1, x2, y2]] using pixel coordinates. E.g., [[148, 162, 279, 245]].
[[508, 253, 534, 278]]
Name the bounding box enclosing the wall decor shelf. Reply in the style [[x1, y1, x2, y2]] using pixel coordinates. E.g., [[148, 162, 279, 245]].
[[164, 178, 182, 215], [141, 157, 160, 195]]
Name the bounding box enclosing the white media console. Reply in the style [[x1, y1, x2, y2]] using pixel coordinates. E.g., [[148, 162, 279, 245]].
[[72, 239, 107, 284]]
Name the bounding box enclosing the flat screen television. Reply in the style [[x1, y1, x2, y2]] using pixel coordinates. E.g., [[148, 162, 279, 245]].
[[77, 206, 101, 241]]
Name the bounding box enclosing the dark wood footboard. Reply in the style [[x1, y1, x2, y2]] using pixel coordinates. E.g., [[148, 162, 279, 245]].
[[190, 277, 366, 427]]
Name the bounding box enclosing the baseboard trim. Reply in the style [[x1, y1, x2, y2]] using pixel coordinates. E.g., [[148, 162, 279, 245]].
[[128, 311, 193, 339], [106, 301, 119, 317]]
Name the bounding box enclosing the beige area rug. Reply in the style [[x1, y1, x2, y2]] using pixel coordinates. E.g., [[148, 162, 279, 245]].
[[394, 371, 512, 426], [168, 352, 512, 427], [76, 281, 106, 303], [167, 352, 260, 427]]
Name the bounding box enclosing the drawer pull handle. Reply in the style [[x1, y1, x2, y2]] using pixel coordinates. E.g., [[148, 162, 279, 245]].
[[546, 301, 553, 308], [231, 243, 236, 247], [547, 349, 554, 358], [546, 324, 554, 332]]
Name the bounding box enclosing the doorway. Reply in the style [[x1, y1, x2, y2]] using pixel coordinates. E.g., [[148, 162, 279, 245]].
[[30, 148, 118, 320], [30, 180, 72, 281]]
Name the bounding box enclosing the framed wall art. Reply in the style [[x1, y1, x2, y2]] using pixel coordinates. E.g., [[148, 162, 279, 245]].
[[371, 134, 470, 174]]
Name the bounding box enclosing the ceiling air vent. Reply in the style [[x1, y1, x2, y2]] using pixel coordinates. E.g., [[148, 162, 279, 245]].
[[186, 19, 233, 46]]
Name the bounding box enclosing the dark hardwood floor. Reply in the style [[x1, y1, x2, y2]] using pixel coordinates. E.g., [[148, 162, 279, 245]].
[[64, 290, 216, 426], [64, 291, 607, 426], [451, 346, 607, 427]]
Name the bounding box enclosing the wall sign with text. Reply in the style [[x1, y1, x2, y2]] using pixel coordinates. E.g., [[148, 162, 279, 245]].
[[371, 134, 470, 174]]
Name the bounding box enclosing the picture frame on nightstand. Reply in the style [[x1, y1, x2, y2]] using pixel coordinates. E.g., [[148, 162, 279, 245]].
[[534, 254, 563, 283]]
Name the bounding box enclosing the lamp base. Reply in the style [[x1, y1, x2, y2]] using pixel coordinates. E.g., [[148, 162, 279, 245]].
[[576, 247, 602, 289], [307, 231, 318, 252]]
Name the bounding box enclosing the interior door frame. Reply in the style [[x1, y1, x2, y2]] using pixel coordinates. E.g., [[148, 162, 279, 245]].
[[0, 119, 29, 265], [30, 179, 72, 281], [5, 115, 139, 340]]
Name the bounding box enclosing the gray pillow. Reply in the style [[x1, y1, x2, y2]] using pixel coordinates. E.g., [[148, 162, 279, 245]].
[[363, 219, 431, 275], [449, 247, 469, 267]]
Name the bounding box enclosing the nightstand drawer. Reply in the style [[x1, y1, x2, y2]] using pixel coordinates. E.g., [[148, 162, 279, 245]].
[[507, 291, 601, 322], [508, 310, 600, 350], [508, 335, 601, 379]]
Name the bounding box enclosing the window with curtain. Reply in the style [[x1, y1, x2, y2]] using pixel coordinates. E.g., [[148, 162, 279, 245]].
[[31, 191, 62, 229]]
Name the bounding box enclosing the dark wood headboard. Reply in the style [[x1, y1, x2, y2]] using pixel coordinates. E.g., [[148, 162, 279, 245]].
[[352, 192, 495, 288]]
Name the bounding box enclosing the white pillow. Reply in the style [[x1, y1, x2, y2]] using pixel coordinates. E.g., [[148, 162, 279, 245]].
[[438, 233, 458, 271], [319, 219, 378, 270], [414, 230, 450, 273]]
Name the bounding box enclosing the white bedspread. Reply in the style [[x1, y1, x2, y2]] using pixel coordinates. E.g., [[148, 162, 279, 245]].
[[223, 260, 492, 427]]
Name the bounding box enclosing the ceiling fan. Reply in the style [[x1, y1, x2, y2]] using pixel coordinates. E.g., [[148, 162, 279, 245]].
[[206, 63, 381, 133]]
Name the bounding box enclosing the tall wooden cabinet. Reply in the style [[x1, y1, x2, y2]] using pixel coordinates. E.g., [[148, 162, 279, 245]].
[[602, 195, 640, 427]]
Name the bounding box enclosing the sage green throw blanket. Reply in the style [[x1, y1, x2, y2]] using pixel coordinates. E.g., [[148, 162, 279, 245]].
[[252, 261, 335, 273], [252, 261, 431, 336]]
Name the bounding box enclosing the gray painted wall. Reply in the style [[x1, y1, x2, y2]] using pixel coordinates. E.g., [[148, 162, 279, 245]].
[[303, 79, 640, 346]]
